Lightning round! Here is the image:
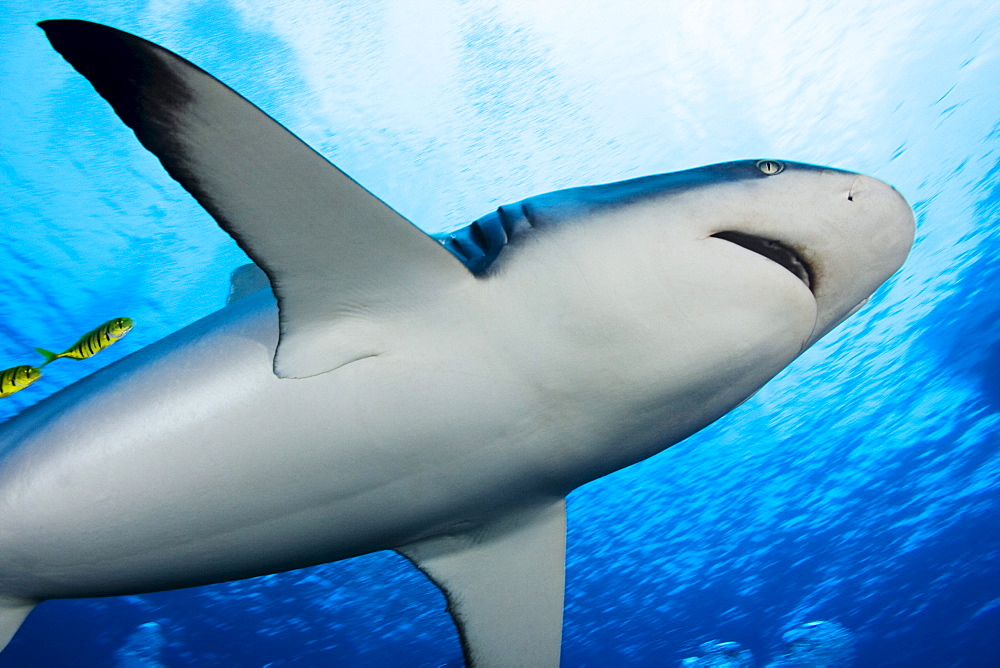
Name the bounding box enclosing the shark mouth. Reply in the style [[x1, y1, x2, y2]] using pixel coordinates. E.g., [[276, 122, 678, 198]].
[[711, 231, 813, 291]]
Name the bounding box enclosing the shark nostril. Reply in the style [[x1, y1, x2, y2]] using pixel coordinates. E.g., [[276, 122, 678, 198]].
[[847, 177, 868, 202]]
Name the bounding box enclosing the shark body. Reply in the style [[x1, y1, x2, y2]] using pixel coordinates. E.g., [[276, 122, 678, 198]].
[[0, 20, 914, 666]]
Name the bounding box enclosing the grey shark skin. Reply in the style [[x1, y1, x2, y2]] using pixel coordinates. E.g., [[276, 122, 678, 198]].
[[0, 19, 914, 667]]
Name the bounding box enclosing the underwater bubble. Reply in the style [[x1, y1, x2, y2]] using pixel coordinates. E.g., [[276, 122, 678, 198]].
[[765, 620, 855, 667], [680, 639, 754, 667], [115, 621, 167, 668]]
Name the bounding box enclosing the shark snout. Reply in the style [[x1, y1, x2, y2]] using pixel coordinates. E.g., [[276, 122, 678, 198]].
[[846, 174, 911, 213], [805, 172, 914, 343]]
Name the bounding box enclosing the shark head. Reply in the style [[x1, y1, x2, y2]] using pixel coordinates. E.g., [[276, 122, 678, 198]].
[[446, 159, 915, 472], [483, 159, 915, 344]]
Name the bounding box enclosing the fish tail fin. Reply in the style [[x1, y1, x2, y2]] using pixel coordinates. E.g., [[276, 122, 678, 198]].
[[0, 595, 36, 651], [34, 348, 58, 366]]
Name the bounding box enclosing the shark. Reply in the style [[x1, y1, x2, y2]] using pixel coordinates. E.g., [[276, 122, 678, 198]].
[[0, 19, 915, 667]]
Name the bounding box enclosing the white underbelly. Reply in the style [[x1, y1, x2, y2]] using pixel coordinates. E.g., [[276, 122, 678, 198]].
[[0, 294, 547, 600]]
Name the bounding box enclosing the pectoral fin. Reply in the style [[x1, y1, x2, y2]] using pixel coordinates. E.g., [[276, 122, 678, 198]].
[[397, 500, 567, 668], [41, 20, 473, 379]]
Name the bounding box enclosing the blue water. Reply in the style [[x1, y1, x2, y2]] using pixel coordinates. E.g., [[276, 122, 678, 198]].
[[1, 1, 998, 666]]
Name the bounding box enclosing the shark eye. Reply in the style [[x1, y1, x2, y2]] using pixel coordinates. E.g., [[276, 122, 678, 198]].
[[756, 160, 784, 176]]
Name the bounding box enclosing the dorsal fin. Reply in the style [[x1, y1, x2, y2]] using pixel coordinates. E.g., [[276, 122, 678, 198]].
[[226, 263, 272, 305], [41, 20, 472, 378]]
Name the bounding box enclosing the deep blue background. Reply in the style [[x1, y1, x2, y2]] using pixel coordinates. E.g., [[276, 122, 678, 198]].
[[1, 1, 998, 665]]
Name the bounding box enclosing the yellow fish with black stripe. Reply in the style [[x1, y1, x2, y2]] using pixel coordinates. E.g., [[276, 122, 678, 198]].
[[0, 365, 43, 398], [36, 317, 135, 366]]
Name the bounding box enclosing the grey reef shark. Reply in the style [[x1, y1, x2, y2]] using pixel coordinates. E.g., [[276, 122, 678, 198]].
[[0, 19, 914, 667]]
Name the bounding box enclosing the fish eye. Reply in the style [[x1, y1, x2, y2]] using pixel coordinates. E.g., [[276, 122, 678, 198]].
[[756, 160, 784, 176]]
